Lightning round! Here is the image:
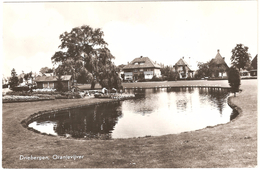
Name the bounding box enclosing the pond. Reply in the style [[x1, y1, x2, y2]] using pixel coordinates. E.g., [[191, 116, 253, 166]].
[[28, 87, 237, 139]]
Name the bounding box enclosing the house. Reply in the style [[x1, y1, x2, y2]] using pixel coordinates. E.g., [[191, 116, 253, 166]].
[[34, 75, 72, 91], [116, 64, 126, 80], [17, 73, 26, 86], [43, 73, 54, 77], [2, 75, 10, 87], [240, 69, 250, 77], [17, 72, 36, 86], [209, 49, 229, 78], [122, 56, 161, 81], [172, 57, 194, 79], [250, 54, 257, 76]]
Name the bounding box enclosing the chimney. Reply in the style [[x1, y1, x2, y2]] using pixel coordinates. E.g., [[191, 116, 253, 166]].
[[140, 56, 143, 58], [217, 49, 220, 53], [127, 62, 129, 65], [182, 56, 184, 59]]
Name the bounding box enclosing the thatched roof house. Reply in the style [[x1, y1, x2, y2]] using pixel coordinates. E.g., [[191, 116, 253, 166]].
[[250, 54, 257, 76], [209, 50, 229, 78]]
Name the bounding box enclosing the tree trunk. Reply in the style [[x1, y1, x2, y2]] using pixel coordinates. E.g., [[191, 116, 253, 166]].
[[91, 81, 95, 90]]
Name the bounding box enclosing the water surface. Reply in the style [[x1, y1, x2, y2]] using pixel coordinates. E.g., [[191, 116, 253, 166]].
[[29, 87, 234, 139]]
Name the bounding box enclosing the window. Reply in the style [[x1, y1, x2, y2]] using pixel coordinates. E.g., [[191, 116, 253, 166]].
[[134, 63, 138, 65], [140, 69, 143, 72], [140, 62, 144, 65]]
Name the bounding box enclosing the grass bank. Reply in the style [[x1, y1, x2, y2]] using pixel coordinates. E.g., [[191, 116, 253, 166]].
[[2, 79, 257, 168]]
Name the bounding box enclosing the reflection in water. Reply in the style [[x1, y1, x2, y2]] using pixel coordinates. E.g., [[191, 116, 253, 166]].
[[29, 87, 234, 139], [29, 102, 122, 139]]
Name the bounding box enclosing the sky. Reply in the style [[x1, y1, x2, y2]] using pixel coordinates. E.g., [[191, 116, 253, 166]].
[[2, 1, 258, 77]]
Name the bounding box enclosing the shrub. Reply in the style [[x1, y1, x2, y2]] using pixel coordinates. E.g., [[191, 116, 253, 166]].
[[12, 86, 29, 92], [6, 91, 32, 96], [151, 76, 163, 81], [138, 78, 148, 82], [228, 66, 241, 97]]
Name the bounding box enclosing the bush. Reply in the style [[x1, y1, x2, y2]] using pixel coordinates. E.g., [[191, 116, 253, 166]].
[[151, 76, 163, 81], [32, 88, 57, 93], [137, 78, 148, 82], [228, 66, 241, 96], [208, 77, 228, 80], [6, 91, 32, 96], [12, 86, 32, 92], [2, 84, 9, 88]]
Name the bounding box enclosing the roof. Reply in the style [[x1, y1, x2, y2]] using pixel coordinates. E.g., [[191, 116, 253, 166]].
[[123, 56, 161, 70], [34, 75, 72, 82], [251, 54, 257, 69], [175, 58, 189, 66], [173, 58, 193, 71], [210, 50, 228, 65], [18, 73, 25, 79]]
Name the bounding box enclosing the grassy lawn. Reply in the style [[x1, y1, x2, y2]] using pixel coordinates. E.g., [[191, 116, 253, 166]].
[[2, 79, 257, 168]]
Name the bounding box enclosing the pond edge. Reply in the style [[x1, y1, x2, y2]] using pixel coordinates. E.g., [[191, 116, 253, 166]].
[[20, 87, 241, 140]]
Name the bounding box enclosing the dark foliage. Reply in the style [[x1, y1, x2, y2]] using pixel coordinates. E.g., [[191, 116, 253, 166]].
[[231, 44, 251, 70], [51, 25, 121, 90], [228, 66, 241, 96], [9, 68, 19, 90]]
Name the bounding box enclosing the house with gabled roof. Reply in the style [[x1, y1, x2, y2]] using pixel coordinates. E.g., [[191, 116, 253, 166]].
[[172, 57, 194, 79], [34, 75, 72, 91], [209, 49, 229, 78], [250, 54, 257, 76], [122, 56, 161, 81]]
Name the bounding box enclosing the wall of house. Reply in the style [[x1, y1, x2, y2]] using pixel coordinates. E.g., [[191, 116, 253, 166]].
[[250, 70, 257, 76], [153, 68, 161, 78], [124, 72, 133, 80], [188, 72, 194, 78], [36, 82, 43, 89], [124, 68, 162, 80], [173, 65, 189, 78], [144, 71, 153, 79], [36, 81, 71, 91]]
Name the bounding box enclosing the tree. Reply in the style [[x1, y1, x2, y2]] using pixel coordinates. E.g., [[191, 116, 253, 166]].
[[51, 25, 120, 90], [160, 65, 179, 81], [167, 70, 178, 81], [40, 67, 53, 74], [23, 72, 32, 85], [196, 62, 210, 78], [228, 66, 241, 97], [55, 67, 64, 91], [231, 44, 251, 70], [19, 77, 23, 84], [9, 68, 19, 89]]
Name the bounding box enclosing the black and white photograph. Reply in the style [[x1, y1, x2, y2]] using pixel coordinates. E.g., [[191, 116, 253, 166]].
[[1, 0, 258, 168]]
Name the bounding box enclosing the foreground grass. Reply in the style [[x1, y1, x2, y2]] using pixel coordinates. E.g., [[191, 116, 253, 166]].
[[2, 80, 257, 168]]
